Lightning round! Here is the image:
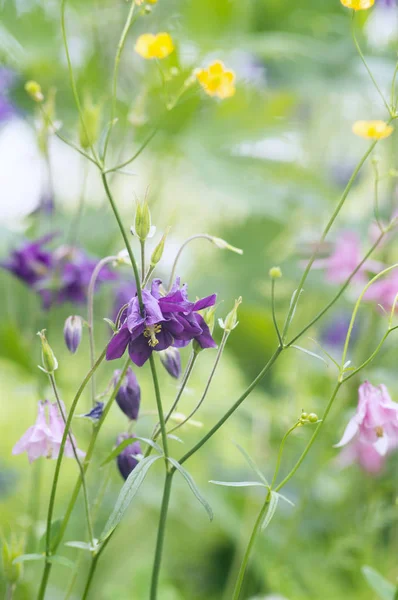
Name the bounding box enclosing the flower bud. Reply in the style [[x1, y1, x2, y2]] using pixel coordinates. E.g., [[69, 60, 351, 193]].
[[116, 433, 142, 480], [79, 97, 101, 149], [219, 297, 242, 333], [269, 266, 282, 279], [63, 316, 83, 354], [150, 228, 170, 267], [25, 80, 44, 102], [203, 304, 217, 335], [159, 347, 181, 379], [37, 330, 58, 373], [308, 413, 318, 423], [2, 536, 24, 586], [132, 199, 155, 241], [210, 236, 243, 255], [114, 367, 141, 420]]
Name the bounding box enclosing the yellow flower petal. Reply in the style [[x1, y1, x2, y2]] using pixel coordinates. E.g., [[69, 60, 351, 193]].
[[340, 0, 375, 10], [196, 61, 236, 100], [135, 32, 174, 59], [352, 120, 394, 140]]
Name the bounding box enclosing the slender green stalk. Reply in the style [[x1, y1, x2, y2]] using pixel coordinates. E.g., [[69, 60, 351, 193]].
[[102, 1, 136, 161], [36, 353, 105, 600], [270, 422, 300, 490], [150, 472, 173, 600], [351, 11, 392, 116], [101, 172, 144, 310], [140, 240, 146, 283], [6, 584, 15, 600], [168, 333, 229, 435], [81, 535, 113, 600], [69, 159, 89, 246], [61, 0, 100, 164], [103, 129, 157, 174], [372, 159, 383, 232], [167, 234, 217, 291], [391, 60, 398, 111], [149, 354, 169, 459], [231, 494, 271, 600], [87, 256, 117, 405], [176, 346, 283, 468], [282, 135, 381, 342], [271, 279, 283, 346]]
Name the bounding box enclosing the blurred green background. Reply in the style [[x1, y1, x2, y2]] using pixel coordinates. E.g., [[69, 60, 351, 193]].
[[1, 0, 398, 598]]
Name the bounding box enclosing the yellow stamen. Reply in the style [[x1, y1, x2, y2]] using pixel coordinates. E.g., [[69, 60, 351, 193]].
[[375, 426, 384, 438], [144, 324, 162, 347]]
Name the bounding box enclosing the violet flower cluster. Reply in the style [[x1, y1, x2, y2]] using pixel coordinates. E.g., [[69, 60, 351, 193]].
[[2, 236, 115, 308], [106, 278, 217, 367]]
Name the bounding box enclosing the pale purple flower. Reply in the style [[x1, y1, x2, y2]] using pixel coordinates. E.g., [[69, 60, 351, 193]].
[[365, 270, 398, 312], [312, 232, 382, 285], [12, 401, 84, 463], [159, 347, 181, 378], [335, 381, 398, 473], [64, 316, 83, 354]]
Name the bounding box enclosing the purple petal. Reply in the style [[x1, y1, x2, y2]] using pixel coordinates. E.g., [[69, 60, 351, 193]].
[[192, 294, 217, 311], [106, 326, 131, 360], [128, 335, 153, 367]]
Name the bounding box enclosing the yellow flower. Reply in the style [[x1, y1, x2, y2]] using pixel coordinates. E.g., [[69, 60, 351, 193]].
[[196, 61, 236, 99], [136, 0, 158, 4], [352, 120, 394, 140], [340, 0, 375, 10], [135, 33, 174, 59]]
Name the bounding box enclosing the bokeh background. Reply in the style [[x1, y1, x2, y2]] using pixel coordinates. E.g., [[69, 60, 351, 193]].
[[1, 0, 398, 598]]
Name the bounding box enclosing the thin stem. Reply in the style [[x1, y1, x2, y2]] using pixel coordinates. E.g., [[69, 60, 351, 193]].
[[282, 135, 381, 342], [103, 129, 157, 174], [275, 383, 342, 493], [150, 472, 173, 600], [270, 422, 300, 490], [102, 1, 136, 161], [37, 563, 52, 600], [176, 346, 283, 468], [48, 375, 95, 546], [271, 280, 283, 346], [87, 256, 117, 405], [231, 494, 271, 600], [5, 584, 15, 600], [53, 357, 131, 550], [81, 535, 112, 600], [343, 327, 398, 382], [167, 334, 229, 435], [168, 234, 216, 291], [372, 159, 383, 232], [149, 354, 169, 459], [101, 172, 143, 310], [140, 240, 146, 283], [351, 11, 392, 117], [69, 159, 89, 246], [143, 265, 155, 288], [391, 59, 398, 111], [61, 0, 100, 164]]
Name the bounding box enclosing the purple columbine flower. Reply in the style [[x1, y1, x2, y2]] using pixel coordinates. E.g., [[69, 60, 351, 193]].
[[106, 278, 217, 367], [116, 433, 142, 480], [64, 316, 83, 354], [114, 367, 141, 421], [12, 401, 84, 463], [159, 347, 182, 379], [2, 234, 54, 289]]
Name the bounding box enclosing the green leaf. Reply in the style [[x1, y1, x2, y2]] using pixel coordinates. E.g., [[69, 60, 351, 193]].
[[48, 555, 75, 569], [209, 480, 267, 488], [13, 553, 45, 565], [362, 566, 396, 600], [100, 455, 161, 542], [168, 458, 213, 521], [234, 443, 268, 485], [290, 345, 328, 367], [167, 434, 184, 444], [261, 492, 279, 531], [39, 519, 63, 552], [275, 492, 295, 507], [65, 541, 93, 552], [100, 437, 162, 467]]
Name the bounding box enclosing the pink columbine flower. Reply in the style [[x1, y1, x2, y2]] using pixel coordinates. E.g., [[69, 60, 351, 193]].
[[312, 232, 382, 285], [335, 381, 398, 473], [12, 401, 84, 463]]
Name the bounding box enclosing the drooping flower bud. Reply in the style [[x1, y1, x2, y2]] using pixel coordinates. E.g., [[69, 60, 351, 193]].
[[114, 367, 141, 420], [82, 402, 104, 422], [25, 80, 44, 102], [219, 297, 242, 333], [37, 330, 58, 373], [269, 266, 282, 279], [202, 304, 217, 335], [79, 96, 101, 149], [159, 347, 181, 379], [2, 536, 24, 586], [116, 433, 142, 480], [150, 228, 170, 267], [210, 236, 243, 255], [63, 316, 83, 354], [132, 199, 155, 241]]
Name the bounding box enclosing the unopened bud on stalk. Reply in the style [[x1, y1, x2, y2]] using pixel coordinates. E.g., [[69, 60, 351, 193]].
[[203, 304, 217, 334], [132, 198, 155, 241], [2, 536, 24, 586], [63, 316, 83, 354], [150, 228, 170, 267], [25, 80, 44, 102], [308, 413, 319, 423], [79, 97, 101, 149], [269, 266, 282, 279], [210, 236, 243, 255], [37, 330, 58, 374], [116, 433, 142, 480], [114, 367, 141, 421], [219, 297, 242, 333], [159, 347, 181, 379]]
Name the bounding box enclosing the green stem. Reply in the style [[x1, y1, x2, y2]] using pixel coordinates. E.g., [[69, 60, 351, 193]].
[[351, 11, 392, 116], [5, 584, 15, 600], [271, 279, 283, 346], [270, 422, 300, 490], [140, 240, 146, 283], [69, 159, 89, 247], [167, 234, 216, 291], [103, 129, 157, 174], [231, 494, 271, 600], [37, 563, 52, 600], [150, 472, 173, 600], [149, 354, 169, 459]]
